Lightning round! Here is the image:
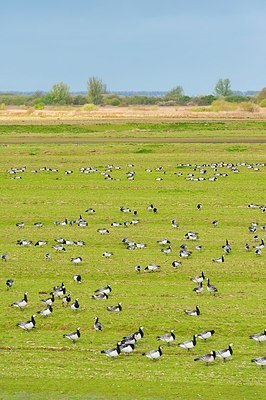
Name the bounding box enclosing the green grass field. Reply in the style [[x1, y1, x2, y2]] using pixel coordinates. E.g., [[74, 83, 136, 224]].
[[0, 121, 265, 399]]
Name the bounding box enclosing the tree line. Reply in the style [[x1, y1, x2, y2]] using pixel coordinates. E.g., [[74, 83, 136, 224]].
[[0, 78, 265, 108]]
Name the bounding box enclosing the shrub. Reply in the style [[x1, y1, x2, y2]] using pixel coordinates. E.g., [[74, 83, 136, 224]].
[[239, 102, 258, 112], [82, 103, 98, 111], [0, 103, 6, 110], [259, 99, 266, 107], [34, 103, 45, 110], [210, 99, 237, 111], [225, 95, 250, 103], [104, 96, 121, 106], [191, 95, 216, 106]]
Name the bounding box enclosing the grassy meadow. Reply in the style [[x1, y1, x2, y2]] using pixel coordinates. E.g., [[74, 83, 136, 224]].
[[0, 120, 265, 399]]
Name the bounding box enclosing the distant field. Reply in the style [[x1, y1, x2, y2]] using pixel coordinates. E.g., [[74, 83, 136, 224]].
[[0, 120, 266, 143], [0, 119, 265, 399]]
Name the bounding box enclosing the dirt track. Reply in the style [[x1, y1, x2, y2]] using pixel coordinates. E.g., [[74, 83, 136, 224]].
[[0, 136, 265, 144]]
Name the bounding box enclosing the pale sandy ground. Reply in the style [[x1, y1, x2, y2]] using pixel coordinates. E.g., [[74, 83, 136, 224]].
[[0, 105, 266, 124]]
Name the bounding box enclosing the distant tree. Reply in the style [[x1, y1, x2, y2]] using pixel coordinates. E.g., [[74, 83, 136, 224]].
[[256, 87, 266, 103], [164, 85, 184, 101], [87, 77, 106, 105], [47, 82, 70, 104], [214, 79, 232, 96]]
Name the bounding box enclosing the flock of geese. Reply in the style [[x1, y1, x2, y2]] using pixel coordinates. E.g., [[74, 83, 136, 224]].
[[2, 162, 265, 368]]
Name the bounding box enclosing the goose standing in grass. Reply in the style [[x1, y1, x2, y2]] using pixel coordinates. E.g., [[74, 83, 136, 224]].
[[135, 265, 141, 272], [102, 251, 113, 258], [17, 239, 32, 246], [133, 326, 144, 341], [63, 328, 80, 343], [251, 357, 266, 367], [34, 222, 43, 228], [11, 292, 28, 310], [249, 329, 266, 343], [120, 337, 137, 346], [6, 279, 14, 289], [157, 330, 175, 345], [97, 228, 110, 234], [94, 316, 103, 331], [184, 305, 200, 316], [255, 238, 265, 250], [44, 253, 51, 261], [41, 293, 54, 306], [1, 253, 8, 261], [222, 239, 232, 254], [143, 346, 163, 361], [195, 245, 202, 251], [85, 208, 96, 214], [191, 272, 205, 283], [207, 279, 218, 295], [180, 248, 192, 258], [178, 335, 197, 351], [123, 327, 144, 343], [245, 243, 251, 251], [216, 344, 233, 361], [62, 294, 71, 306], [52, 283, 66, 298], [16, 222, 25, 228], [255, 248, 262, 256], [71, 256, 82, 264], [118, 342, 135, 355], [172, 260, 182, 268], [157, 239, 171, 246], [171, 219, 179, 228], [35, 240, 47, 247], [52, 244, 66, 252], [185, 231, 199, 241], [75, 240, 86, 246], [70, 298, 80, 310], [193, 281, 203, 295], [161, 246, 172, 254], [194, 351, 216, 365], [196, 330, 215, 341], [212, 255, 224, 263], [73, 274, 82, 283], [101, 345, 121, 358], [17, 315, 36, 331], [107, 303, 122, 312], [144, 264, 160, 272], [37, 305, 53, 317]]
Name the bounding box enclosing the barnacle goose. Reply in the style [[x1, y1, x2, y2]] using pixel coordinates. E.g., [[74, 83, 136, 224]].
[[63, 327, 80, 343], [17, 315, 36, 331], [194, 351, 216, 364], [101, 345, 121, 358], [184, 305, 200, 316], [37, 305, 53, 317], [142, 346, 163, 361], [11, 292, 28, 309], [157, 330, 175, 345], [178, 335, 197, 351], [94, 316, 103, 331], [249, 329, 266, 342], [196, 330, 215, 341], [216, 344, 233, 361], [251, 357, 266, 366], [107, 303, 122, 312]]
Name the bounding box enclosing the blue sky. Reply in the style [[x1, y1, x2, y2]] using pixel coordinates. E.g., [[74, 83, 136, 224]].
[[0, 0, 265, 95]]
